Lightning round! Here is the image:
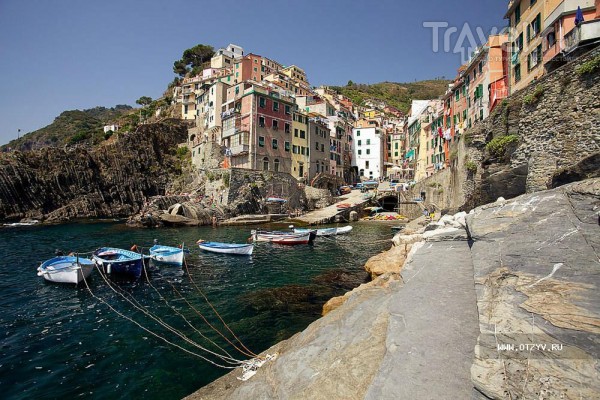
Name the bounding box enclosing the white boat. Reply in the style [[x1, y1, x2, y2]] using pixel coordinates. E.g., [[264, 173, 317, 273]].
[[251, 230, 312, 245], [37, 256, 95, 284], [293, 225, 353, 236], [149, 244, 185, 265], [197, 240, 254, 256]]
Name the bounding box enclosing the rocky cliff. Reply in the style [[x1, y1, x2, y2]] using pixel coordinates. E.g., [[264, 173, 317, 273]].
[[0, 121, 188, 222], [186, 179, 599, 399]]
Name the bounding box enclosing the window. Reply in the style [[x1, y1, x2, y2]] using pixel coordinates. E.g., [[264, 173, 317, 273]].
[[547, 31, 556, 48], [272, 138, 278, 149], [292, 145, 298, 154], [394, 142, 398, 149], [301, 147, 306, 155], [300, 130, 305, 139], [321, 144, 324, 152], [479, 61, 483, 74], [515, 4, 521, 25], [294, 128, 298, 137], [273, 101, 279, 112], [285, 141, 290, 152], [274, 159, 280, 172], [366, 149, 370, 155], [259, 97, 266, 108], [284, 123, 290, 133], [259, 116, 265, 127], [357, 140, 362, 146], [273, 119, 278, 130], [365, 161, 370, 169], [514, 63, 521, 83], [263, 157, 269, 171], [455, 90, 460, 101], [463, 110, 467, 121], [259, 136, 265, 147], [356, 130, 360, 136], [315, 142, 319, 150], [285, 105, 291, 115], [366, 139, 371, 145], [358, 149, 362, 155], [528, 44, 542, 70]]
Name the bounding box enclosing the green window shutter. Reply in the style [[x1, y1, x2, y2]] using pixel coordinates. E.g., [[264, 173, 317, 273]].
[[527, 25, 531, 43]]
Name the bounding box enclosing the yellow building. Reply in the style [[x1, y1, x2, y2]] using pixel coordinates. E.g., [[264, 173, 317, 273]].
[[291, 110, 310, 180], [505, 0, 547, 93]]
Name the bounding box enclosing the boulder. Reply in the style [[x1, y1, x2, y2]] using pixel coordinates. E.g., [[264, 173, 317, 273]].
[[364, 243, 412, 280]]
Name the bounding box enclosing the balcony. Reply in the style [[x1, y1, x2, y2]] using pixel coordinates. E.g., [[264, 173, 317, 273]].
[[230, 144, 249, 155], [564, 19, 600, 53]]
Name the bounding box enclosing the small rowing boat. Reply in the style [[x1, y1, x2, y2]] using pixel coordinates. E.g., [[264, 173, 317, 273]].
[[149, 244, 185, 265], [92, 247, 144, 278], [37, 256, 95, 284], [197, 240, 254, 256], [251, 230, 312, 245]]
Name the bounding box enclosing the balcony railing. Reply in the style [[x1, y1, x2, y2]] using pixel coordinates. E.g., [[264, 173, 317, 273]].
[[564, 20, 600, 53], [230, 144, 249, 155]]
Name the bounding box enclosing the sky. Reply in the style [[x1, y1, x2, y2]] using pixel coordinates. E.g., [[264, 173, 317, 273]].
[[0, 0, 507, 145]]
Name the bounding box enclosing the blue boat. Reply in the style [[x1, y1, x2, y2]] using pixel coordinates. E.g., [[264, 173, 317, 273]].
[[149, 244, 185, 265], [92, 247, 144, 278]]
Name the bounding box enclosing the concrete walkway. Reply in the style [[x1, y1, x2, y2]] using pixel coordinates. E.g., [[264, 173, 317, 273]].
[[295, 189, 373, 225], [365, 240, 479, 399]]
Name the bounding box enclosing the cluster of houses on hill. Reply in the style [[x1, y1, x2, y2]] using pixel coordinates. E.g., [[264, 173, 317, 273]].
[[176, 0, 600, 186]]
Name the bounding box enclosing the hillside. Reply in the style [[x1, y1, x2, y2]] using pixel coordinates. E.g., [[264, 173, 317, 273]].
[[1, 105, 133, 152], [329, 80, 450, 113]]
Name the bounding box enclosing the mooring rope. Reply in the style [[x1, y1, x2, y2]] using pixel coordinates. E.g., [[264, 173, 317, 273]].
[[183, 257, 258, 358], [80, 265, 241, 369], [91, 262, 245, 367], [138, 252, 240, 363]]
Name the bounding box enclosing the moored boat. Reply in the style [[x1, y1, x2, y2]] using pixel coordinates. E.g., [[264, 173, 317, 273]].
[[149, 244, 185, 265], [92, 247, 144, 278], [197, 240, 254, 256], [37, 256, 95, 284], [251, 230, 312, 245]]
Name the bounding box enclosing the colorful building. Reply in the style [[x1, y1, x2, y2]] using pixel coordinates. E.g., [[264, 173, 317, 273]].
[[505, 0, 547, 93], [542, 0, 600, 73], [308, 116, 332, 182], [221, 82, 295, 172], [291, 110, 310, 180], [352, 125, 384, 181]]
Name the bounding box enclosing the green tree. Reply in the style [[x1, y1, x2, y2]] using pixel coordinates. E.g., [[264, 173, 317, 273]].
[[173, 44, 215, 77], [136, 96, 153, 107]]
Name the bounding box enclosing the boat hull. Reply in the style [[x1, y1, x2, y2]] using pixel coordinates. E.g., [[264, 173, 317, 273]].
[[149, 245, 184, 265], [92, 247, 144, 279], [198, 242, 254, 255], [252, 231, 311, 245], [37, 256, 95, 284]]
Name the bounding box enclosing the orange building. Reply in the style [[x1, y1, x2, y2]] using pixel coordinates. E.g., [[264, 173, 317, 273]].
[[542, 0, 600, 72]]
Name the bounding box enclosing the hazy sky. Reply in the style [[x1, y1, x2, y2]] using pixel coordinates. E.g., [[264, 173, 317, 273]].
[[0, 0, 506, 145]]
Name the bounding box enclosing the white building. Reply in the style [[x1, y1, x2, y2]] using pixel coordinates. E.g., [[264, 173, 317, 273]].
[[352, 126, 384, 181]]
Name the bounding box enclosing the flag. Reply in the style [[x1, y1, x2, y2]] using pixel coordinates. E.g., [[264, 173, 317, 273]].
[[575, 6, 584, 26]]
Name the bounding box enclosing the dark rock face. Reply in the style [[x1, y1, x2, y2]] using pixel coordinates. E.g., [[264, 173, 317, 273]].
[[550, 153, 600, 189], [0, 122, 187, 222], [478, 163, 528, 205]]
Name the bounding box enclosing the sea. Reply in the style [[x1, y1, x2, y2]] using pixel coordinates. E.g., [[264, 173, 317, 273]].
[[0, 221, 393, 399]]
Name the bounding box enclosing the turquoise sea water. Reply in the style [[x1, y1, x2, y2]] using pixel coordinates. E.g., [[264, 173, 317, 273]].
[[0, 221, 393, 399]]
